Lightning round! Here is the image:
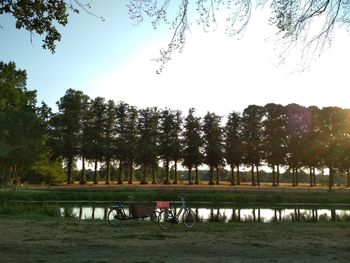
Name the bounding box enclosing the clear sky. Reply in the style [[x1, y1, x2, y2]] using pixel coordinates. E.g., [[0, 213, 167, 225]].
[[1, 1, 350, 117]]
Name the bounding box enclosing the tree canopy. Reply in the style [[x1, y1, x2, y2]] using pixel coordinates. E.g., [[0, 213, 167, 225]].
[[0, 0, 103, 52], [0, 62, 47, 185], [128, 0, 350, 72]]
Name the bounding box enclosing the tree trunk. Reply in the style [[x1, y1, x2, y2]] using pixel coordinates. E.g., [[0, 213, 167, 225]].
[[347, 169, 350, 187], [272, 164, 276, 187], [251, 164, 255, 186], [209, 166, 214, 185], [256, 164, 260, 186], [295, 167, 299, 186], [216, 167, 220, 185], [165, 160, 171, 184], [312, 167, 316, 186], [128, 162, 134, 184], [195, 165, 199, 185], [93, 159, 98, 184], [292, 167, 295, 187], [80, 156, 85, 184], [188, 166, 192, 185], [236, 164, 240, 185], [105, 159, 110, 185], [142, 165, 148, 184], [173, 160, 178, 184], [328, 166, 333, 191], [276, 165, 280, 186], [67, 156, 73, 184], [230, 165, 235, 186], [117, 161, 123, 184], [309, 166, 313, 187], [152, 166, 156, 184]]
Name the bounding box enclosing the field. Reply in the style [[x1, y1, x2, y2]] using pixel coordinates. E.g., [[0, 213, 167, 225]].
[[0, 218, 350, 262], [1, 184, 350, 262]]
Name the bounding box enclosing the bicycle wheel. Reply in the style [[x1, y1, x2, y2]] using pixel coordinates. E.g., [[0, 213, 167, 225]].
[[151, 210, 159, 223], [158, 209, 173, 230], [183, 209, 195, 228], [107, 209, 124, 226]]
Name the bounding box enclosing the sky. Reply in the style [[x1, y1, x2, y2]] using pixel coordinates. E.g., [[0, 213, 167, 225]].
[[1, 1, 350, 118]]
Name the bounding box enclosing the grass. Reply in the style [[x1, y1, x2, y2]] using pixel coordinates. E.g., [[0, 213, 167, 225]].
[[1, 186, 350, 205], [0, 203, 61, 220], [0, 218, 350, 262]]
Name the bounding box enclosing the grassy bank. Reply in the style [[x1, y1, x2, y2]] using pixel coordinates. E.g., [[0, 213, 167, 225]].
[[1, 186, 350, 205], [0, 218, 349, 262]]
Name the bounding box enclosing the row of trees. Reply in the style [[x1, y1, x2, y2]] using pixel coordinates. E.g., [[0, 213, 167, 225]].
[[2, 62, 350, 189], [49, 89, 350, 190]]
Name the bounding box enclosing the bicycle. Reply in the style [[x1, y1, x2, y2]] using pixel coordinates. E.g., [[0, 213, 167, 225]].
[[107, 201, 158, 226], [157, 197, 196, 230]]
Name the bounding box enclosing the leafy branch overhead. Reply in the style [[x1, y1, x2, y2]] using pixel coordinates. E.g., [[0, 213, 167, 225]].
[[0, 0, 104, 53], [128, 0, 350, 72]]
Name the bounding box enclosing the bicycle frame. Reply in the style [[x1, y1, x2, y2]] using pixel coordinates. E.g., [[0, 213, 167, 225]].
[[170, 200, 187, 220], [158, 197, 196, 229]]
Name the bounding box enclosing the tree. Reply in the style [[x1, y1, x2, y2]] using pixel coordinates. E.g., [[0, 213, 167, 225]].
[[159, 109, 174, 184], [301, 106, 322, 187], [115, 102, 129, 184], [78, 94, 91, 184], [103, 100, 116, 185], [241, 105, 264, 186], [128, 0, 349, 72], [89, 97, 106, 184], [285, 103, 309, 187], [53, 89, 86, 183], [263, 103, 287, 186], [224, 111, 243, 186], [319, 106, 347, 191], [182, 108, 203, 185], [0, 0, 105, 52], [339, 110, 350, 188], [203, 112, 224, 185], [159, 109, 183, 184], [0, 61, 46, 185], [136, 107, 159, 184], [124, 106, 139, 184], [170, 110, 183, 184]]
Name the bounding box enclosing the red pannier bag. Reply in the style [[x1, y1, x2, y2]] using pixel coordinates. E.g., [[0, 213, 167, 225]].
[[157, 201, 170, 209]]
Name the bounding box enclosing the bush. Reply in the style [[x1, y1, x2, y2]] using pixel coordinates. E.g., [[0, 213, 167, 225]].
[[27, 160, 66, 184], [0, 172, 12, 188]]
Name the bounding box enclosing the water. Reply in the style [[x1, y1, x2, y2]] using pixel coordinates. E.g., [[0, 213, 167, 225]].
[[57, 204, 350, 223]]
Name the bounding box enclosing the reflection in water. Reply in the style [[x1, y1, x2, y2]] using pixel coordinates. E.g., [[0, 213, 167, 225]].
[[58, 205, 350, 223]]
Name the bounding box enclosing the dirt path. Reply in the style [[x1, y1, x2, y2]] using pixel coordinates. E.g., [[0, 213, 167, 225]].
[[1, 218, 349, 262]]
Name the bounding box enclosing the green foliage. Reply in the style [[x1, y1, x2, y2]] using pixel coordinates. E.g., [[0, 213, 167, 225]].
[[158, 109, 183, 183], [28, 159, 65, 185], [203, 112, 224, 167], [0, 61, 46, 185], [0, 173, 12, 188], [51, 89, 87, 183], [182, 108, 203, 169], [263, 103, 287, 166], [241, 105, 264, 166], [137, 108, 159, 169], [224, 111, 243, 168], [0, 0, 72, 52]]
